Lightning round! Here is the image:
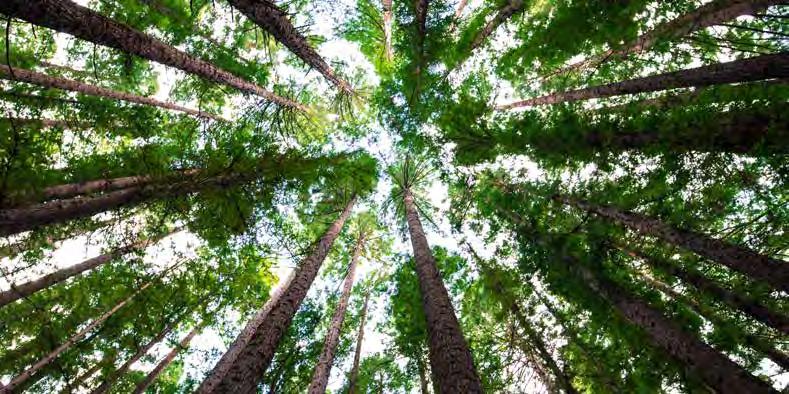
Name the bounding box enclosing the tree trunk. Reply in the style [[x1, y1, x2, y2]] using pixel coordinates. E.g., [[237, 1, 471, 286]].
[[0, 0, 304, 110], [403, 188, 482, 393], [132, 325, 200, 394], [382, 0, 394, 61], [227, 0, 354, 95], [90, 322, 177, 394], [62, 352, 117, 394], [197, 271, 295, 393], [308, 233, 364, 393], [0, 66, 225, 121], [556, 196, 789, 293], [417, 356, 429, 394], [0, 216, 117, 260], [204, 197, 356, 394], [0, 228, 176, 308], [347, 290, 370, 394], [0, 275, 158, 393], [549, 0, 781, 78], [499, 53, 789, 109], [468, 0, 523, 52], [572, 261, 777, 393], [624, 246, 788, 334]]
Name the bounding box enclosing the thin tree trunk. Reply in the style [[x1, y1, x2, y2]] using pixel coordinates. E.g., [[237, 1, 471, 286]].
[[0, 66, 225, 121], [549, 0, 781, 78], [64, 354, 112, 393], [0, 0, 304, 110], [412, 0, 430, 100], [499, 53, 789, 109], [417, 356, 429, 394], [308, 233, 365, 393], [403, 188, 482, 393], [556, 195, 789, 293], [131, 325, 201, 394], [382, 0, 394, 61], [468, 0, 523, 52], [347, 290, 370, 394], [0, 228, 176, 308], [227, 0, 355, 94], [204, 197, 356, 394], [197, 271, 295, 393]]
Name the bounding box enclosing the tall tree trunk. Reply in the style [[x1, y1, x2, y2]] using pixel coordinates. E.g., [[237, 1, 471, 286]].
[[403, 188, 482, 393], [549, 0, 781, 78], [623, 246, 788, 334], [417, 356, 429, 394], [411, 0, 430, 101], [0, 228, 176, 308], [347, 290, 370, 394], [0, 216, 118, 260], [468, 0, 524, 52], [556, 195, 789, 293], [131, 325, 201, 394], [197, 271, 295, 393], [382, 0, 394, 61], [90, 321, 178, 394], [0, 0, 304, 110], [226, 0, 355, 94], [0, 274, 159, 393], [0, 66, 225, 121], [204, 197, 356, 394], [64, 353, 114, 394], [498, 53, 789, 109], [308, 233, 365, 393]]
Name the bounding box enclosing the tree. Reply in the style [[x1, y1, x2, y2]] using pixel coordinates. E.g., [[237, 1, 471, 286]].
[[131, 324, 202, 394], [347, 289, 370, 394]]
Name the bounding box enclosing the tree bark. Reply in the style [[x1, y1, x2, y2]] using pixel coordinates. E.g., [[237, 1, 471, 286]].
[[204, 197, 356, 394], [0, 229, 176, 308], [131, 325, 200, 394], [197, 271, 295, 393], [468, 0, 524, 52], [226, 0, 354, 95], [0, 66, 225, 121], [549, 0, 782, 78], [308, 233, 364, 393], [403, 188, 482, 393], [382, 0, 394, 61], [417, 356, 429, 394], [0, 0, 304, 110], [347, 286, 370, 394], [499, 53, 789, 109], [556, 196, 789, 293]]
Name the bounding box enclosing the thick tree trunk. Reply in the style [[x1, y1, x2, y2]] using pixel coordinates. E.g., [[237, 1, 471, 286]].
[[227, 0, 354, 94], [347, 288, 370, 394], [468, 0, 524, 52], [382, 0, 394, 61], [197, 271, 295, 393], [308, 233, 364, 393], [0, 0, 304, 110], [0, 66, 225, 121], [499, 53, 789, 109], [550, 0, 781, 78], [132, 325, 200, 394], [0, 276, 157, 393], [0, 229, 176, 308], [90, 322, 177, 394], [573, 261, 777, 393], [403, 189, 482, 393], [204, 197, 355, 394], [556, 196, 789, 293]]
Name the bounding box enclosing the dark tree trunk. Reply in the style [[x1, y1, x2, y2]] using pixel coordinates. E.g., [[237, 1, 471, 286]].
[[0, 0, 304, 110], [557, 196, 789, 293], [499, 53, 789, 109], [227, 0, 354, 94], [132, 325, 200, 394], [308, 233, 364, 393], [403, 189, 482, 393], [0, 66, 225, 121], [347, 289, 371, 394], [204, 197, 356, 394], [468, 0, 524, 52], [382, 0, 394, 60]]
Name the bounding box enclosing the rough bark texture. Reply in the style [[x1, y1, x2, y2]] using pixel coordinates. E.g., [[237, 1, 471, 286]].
[[403, 189, 482, 393], [500, 53, 789, 109], [347, 291, 371, 394], [551, 0, 782, 78], [0, 278, 155, 393], [90, 322, 177, 394], [0, 229, 173, 308], [132, 325, 200, 394], [196, 271, 295, 393], [0, 66, 225, 121], [469, 0, 523, 52], [558, 196, 789, 293], [207, 197, 355, 393], [0, 0, 303, 110], [574, 262, 777, 393], [308, 234, 364, 393], [382, 0, 394, 60], [227, 0, 354, 94]]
